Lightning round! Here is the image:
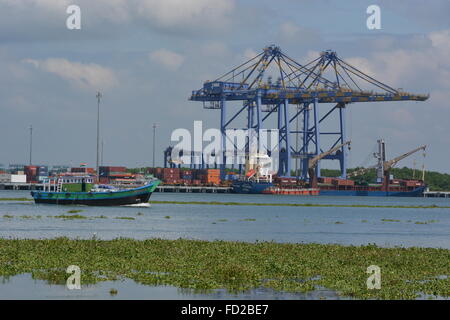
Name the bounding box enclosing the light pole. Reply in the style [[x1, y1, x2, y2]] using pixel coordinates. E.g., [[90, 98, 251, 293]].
[[152, 123, 157, 168], [96, 92, 102, 179], [29, 125, 33, 165]]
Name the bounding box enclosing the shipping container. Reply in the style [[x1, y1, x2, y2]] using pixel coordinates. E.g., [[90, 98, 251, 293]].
[[11, 174, 27, 183]]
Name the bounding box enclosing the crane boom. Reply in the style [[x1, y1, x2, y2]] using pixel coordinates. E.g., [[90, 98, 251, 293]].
[[308, 141, 351, 169], [347, 164, 378, 178], [383, 145, 426, 171]]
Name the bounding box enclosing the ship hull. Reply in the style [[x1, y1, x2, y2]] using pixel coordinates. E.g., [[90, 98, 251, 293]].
[[231, 181, 273, 194], [319, 186, 426, 197], [232, 180, 426, 197], [31, 181, 160, 206]]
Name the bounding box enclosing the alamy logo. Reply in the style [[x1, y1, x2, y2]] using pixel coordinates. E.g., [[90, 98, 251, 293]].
[[66, 5, 81, 30], [366, 5, 381, 30], [66, 265, 81, 290], [170, 121, 279, 172], [366, 265, 381, 290]]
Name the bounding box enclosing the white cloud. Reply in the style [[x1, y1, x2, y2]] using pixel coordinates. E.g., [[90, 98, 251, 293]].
[[149, 49, 185, 71], [23, 58, 119, 90], [278, 21, 321, 44], [343, 29, 450, 94], [201, 42, 231, 57], [136, 0, 235, 33], [0, 0, 236, 40]]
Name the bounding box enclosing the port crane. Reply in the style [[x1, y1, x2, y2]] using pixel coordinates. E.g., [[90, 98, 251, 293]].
[[308, 141, 351, 188], [189, 45, 429, 184], [346, 144, 426, 191], [381, 145, 426, 191]]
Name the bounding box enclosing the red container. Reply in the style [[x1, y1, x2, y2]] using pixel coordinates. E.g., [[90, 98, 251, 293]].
[[99, 177, 110, 184]]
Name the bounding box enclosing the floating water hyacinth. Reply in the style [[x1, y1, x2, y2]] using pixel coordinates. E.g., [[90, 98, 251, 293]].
[[0, 238, 448, 300]]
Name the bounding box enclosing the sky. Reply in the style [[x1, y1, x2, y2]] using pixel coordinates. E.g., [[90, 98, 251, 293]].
[[0, 0, 449, 173]]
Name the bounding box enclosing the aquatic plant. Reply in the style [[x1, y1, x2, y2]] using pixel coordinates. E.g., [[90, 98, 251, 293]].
[[0, 238, 447, 299], [115, 217, 135, 220], [67, 210, 83, 214], [52, 214, 87, 220], [109, 288, 118, 296]]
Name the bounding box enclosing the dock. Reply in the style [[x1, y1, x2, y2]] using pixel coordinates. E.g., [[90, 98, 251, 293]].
[[423, 191, 450, 198], [0, 183, 232, 193]]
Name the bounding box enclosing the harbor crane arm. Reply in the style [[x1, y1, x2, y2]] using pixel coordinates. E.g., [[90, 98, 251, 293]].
[[308, 141, 351, 188], [383, 145, 426, 171], [308, 141, 351, 169], [381, 145, 426, 191], [347, 164, 378, 178]]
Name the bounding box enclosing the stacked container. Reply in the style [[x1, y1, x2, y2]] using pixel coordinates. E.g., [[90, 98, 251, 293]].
[[24, 165, 38, 183]]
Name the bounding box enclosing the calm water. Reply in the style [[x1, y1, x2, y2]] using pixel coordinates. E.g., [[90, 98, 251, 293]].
[[1, 190, 449, 299], [1, 190, 449, 248]]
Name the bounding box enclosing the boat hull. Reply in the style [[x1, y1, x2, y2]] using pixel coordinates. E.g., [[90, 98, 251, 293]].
[[231, 181, 273, 194], [232, 180, 426, 197], [319, 186, 426, 197], [31, 181, 160, 206]]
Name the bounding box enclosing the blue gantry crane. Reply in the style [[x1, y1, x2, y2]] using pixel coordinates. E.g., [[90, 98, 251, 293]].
[[189, 45, 428, 181]]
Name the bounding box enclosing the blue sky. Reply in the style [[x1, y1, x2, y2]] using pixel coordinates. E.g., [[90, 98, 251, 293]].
[[0, 0, 449, 173]]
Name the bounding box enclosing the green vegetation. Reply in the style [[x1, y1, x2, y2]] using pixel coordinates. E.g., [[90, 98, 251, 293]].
[[115, 217, 135, 220], [109, 288, 118, 296], [240, 218, 256, 222], [2, 214, 13, 219], [414, 220, 439, 225], [0, 198, 32, 201], [151, 200, 450, 209], [164, 216, 171, 219], [0, 238, 448, 299], [52, 214, 87, 220], [381, 219, 401, 222], [67, 209, 83, 214], [320, 167, 450, 191]]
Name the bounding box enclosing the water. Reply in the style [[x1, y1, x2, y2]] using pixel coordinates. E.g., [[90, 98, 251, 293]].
[[1, 190, 449, 248], [1, 190, 449, 299], [0, 274, 345, 300]]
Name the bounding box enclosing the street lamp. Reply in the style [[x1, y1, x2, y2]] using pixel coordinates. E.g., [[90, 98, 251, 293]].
[[152, 123, 157, 168], [96, 91, 102, 179]]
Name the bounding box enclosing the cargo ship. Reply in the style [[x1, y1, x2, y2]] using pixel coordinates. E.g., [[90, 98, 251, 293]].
[[232, 140, 427, 197], [232, 174, 426, 197]]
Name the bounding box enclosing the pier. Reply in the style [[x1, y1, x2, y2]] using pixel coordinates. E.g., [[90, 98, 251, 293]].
[[423, 191, 450, 198], [0, 183, 232, 193]]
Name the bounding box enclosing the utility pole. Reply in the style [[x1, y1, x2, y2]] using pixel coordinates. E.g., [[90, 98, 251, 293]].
[[101, 140, 104, 166], [29, 125, 33, 165], [96, 92, 102, 179], [152, 123, 157, 168]]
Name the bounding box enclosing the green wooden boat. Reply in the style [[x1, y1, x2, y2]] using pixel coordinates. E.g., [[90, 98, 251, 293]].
[[31, 176, 160, 206]]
